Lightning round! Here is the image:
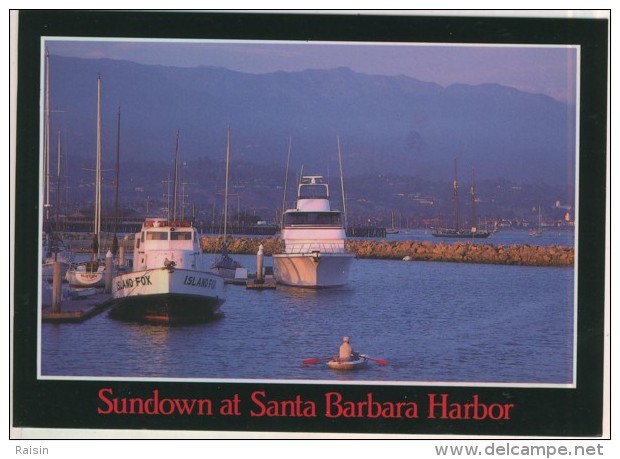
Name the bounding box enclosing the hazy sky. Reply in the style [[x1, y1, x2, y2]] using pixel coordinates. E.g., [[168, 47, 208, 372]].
[[45, 39, 578, 103]]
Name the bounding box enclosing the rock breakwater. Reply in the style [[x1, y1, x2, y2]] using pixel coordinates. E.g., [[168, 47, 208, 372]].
[[201, 237, 573, 267]]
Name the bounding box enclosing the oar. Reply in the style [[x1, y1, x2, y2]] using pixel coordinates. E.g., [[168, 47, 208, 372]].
[[360, 354, 389, 366], [302, 356, 333, 365]]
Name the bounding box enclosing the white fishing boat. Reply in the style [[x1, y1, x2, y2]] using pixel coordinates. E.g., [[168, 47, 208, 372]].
[[109, 133, 225, 323], [108, 218, 225, 323], [273, 175, 355, 288], [66, 74, 106, 288]]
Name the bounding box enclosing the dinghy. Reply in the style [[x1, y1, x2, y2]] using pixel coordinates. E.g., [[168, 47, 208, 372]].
[[326, 354, 369, 371]]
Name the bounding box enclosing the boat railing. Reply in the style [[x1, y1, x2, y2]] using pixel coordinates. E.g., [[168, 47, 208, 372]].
[[284, 242, 346, 254]]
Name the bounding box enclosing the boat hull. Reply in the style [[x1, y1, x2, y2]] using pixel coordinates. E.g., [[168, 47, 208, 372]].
[[65, 265, 105, 288], [327, 356, 368, 371], [109, 268, 225, 324], [272, 252, 354, 288], [431, 228, 491, 239]]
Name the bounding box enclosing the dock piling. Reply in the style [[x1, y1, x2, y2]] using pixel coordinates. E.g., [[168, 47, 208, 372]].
[[105, 250, 112, 293], [256, 243, 264, 283], [52, 261, 61, 313]]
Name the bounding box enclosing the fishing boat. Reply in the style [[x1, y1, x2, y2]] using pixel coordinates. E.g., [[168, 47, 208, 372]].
[[65, 75, 106, 288], [273, 173, 355, 288], [211, 124, 245, 280], [108, 218, 226, 323], [432, 160, 491, 239], [326, 355, 369, 371], [272, 138, 354, 288], [109, 133, 225, 323]]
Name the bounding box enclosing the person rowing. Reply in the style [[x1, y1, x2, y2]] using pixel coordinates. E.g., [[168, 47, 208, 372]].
[[338, 336, 360, 362]]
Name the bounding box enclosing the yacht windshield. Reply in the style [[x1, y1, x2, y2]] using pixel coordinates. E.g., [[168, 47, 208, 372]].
[[298, 184, 328, 199], [285, 212, 342, 226]]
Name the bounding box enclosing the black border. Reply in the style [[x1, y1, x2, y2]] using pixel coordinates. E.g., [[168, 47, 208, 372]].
[[12, 10, 608, 437]]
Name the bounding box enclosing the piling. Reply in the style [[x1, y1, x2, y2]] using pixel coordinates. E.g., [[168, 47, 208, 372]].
[[119, 245, 125, 267], [52, 261, 61, 313], [256, 243, 264, 283], [105, 250, 112, 293]]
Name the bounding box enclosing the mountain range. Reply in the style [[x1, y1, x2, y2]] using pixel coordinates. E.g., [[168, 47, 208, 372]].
[[47, 55, 576, 186]]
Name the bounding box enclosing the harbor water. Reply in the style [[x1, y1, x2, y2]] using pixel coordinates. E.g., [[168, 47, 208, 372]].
[[41, 231, 574, 386]]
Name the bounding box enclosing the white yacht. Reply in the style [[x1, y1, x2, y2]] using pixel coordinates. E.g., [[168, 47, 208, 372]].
[[273, 175, 355, 288]]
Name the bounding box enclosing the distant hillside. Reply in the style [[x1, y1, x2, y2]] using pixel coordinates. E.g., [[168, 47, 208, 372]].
[[47, 56, 576, 185]]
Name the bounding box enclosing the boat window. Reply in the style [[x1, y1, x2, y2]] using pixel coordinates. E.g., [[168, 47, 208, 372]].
[[171, 231, 192, 240], [285, 212, 342, 226], [299, 184, 328, 199], [146, 231, 168, 240]]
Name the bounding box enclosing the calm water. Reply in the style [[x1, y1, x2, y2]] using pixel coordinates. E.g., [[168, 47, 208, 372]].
[[41, 241, 575, 386]]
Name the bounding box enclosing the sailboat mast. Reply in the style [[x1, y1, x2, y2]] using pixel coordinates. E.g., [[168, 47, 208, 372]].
[[172, 130, 180, 222], [114, 107, 121, 234], [95, 74, 102, 257], [470, 167, 476, 230], [337, 136, 347, 227], [44, 49, 51, 223], [223, 124, 230, 239], [453, 158, 459, 231], [55, 131, 62, 242]]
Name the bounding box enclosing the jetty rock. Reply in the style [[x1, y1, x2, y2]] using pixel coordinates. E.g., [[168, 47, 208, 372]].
[[200, 236, 573, 267]]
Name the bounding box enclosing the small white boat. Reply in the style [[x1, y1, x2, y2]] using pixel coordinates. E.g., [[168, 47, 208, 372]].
[[40, 51, 74, 283], [326, 355, 369, 371], [211, 124, 245, 280], [65, 261, 105, 288], [65, 75, 108, 288]]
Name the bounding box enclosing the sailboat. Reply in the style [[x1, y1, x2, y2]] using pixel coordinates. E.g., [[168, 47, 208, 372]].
[[65, 75, 106, 288], [529, 205, 543, 237], [109, 131, 225, 323], [432, 160, 491, 239], [41, 50, 73, 282], [386, 211, 400, 235], [211, 124, 245, 280]]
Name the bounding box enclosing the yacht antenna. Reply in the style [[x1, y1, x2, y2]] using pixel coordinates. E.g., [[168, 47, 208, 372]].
[[281, 136, 292, 229], [172, 130, 180, 221], [337, 136, 347, 227]]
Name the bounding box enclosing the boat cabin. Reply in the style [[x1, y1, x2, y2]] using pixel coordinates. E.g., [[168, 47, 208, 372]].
[[133, 219, 200, 271]]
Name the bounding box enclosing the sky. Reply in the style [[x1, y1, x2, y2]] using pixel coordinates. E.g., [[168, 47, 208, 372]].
[[45, 39, 578, 103]]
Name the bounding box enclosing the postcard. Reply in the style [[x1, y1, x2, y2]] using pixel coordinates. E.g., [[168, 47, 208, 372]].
[[11, 10, 609, 439]]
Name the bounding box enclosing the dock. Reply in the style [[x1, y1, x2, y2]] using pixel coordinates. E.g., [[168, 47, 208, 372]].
[[42, 290, 114, 323], [246, 278, 277, 290]]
